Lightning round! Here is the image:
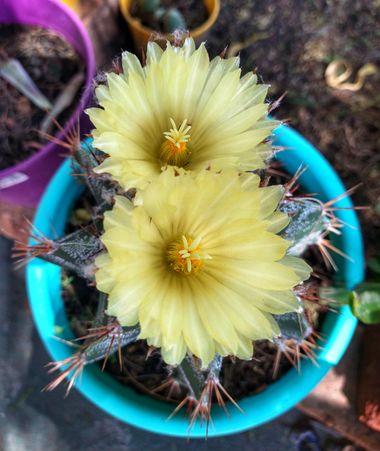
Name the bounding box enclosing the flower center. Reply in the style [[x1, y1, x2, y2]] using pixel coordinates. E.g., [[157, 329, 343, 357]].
[[167, 235, 211, 275], [160, 118, 191, 167]]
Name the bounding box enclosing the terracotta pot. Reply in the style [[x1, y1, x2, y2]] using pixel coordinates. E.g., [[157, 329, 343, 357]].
[[119, 0, 220, 49]]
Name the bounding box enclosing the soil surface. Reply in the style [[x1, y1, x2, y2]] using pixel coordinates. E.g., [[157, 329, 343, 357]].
[[0, 25, 84, 170], [106, 338, 293, 403], [202, 0, 380, 261]]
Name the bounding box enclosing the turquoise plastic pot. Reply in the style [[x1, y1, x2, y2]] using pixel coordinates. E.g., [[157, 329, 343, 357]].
[[27, 125, 364, 437]]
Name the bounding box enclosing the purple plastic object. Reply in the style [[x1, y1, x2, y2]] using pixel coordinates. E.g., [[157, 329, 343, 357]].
[[0, 0, 95, 208]]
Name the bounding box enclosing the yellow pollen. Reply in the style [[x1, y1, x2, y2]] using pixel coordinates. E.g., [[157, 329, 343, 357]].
[[167, 235, 211, 275], [160, 118, 191, 166]]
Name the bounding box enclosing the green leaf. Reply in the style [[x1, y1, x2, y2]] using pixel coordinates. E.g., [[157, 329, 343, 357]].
[[40, 72, 84, 133], [350, 283, 380, 324], [0, 57, 52, 110]]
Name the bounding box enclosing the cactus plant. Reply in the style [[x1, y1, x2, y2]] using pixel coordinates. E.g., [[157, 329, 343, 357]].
[[20, 38, 356, 432], [135, 0, 187, 33]]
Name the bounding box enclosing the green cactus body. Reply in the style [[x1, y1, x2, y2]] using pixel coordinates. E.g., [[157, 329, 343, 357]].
[[39, 223, 103, 279], [27, 138, 334, 423], [280, 198, 331, 255], [134, 0, 187, 33], [84, 326, 140, 364]]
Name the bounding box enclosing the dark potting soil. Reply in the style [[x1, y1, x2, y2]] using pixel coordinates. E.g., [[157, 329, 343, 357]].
[[0, 24, 85, 170], [105, 339, 295, 403], [131, 0, 208, 32]]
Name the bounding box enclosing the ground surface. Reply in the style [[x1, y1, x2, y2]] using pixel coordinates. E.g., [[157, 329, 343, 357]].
[[206, 0, 380, 259]]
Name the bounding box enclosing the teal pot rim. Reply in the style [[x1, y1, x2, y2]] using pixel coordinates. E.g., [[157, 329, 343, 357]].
[[26, 125, 364, 437]]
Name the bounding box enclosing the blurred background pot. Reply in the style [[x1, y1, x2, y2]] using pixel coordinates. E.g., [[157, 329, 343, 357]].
[[0, 0, 95, 209], [119, 0, 220, 50], [26, 126, 364, 437]]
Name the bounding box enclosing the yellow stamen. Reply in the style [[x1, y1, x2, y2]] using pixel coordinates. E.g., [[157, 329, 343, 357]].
[[160, 118, 191, 167], [167, 235, 211, 274]]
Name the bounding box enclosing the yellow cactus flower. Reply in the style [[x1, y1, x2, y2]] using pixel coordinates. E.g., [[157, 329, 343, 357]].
[[95, 169, 311, 367], [87, 38, 276, 192]]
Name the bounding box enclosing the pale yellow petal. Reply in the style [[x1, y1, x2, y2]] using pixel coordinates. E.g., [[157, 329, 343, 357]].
[[280, 255, 312, 282], [259, 185, 285, 218], [97, 168, 310, 366]]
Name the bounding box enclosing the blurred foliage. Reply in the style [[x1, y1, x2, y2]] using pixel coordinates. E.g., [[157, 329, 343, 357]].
[[136, 0, 186, 33], [349, 284, 380, 325], [327, 258, 380, 325]]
